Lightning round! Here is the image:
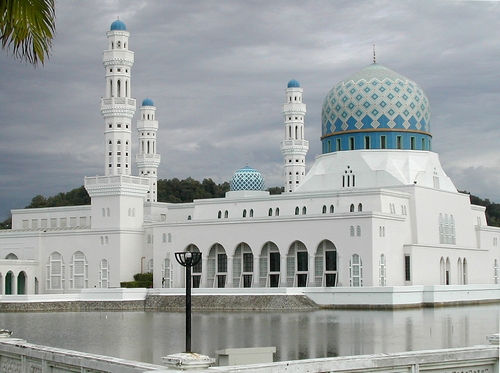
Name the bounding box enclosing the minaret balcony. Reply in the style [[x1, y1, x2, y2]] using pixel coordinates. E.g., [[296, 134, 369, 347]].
[[136, 154, 161, 167], [101, 97, 136, 107], [280, 139, 309, 148]]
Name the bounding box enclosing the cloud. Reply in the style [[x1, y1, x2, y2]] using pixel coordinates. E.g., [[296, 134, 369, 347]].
[[1, 0, 500, 219]]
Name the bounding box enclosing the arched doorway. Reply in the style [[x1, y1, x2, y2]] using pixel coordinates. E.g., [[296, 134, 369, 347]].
[[17, 272, 26, 294], [5, 272, 13, 295]]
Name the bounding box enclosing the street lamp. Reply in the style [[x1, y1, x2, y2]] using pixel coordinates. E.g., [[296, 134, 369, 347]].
[[175, 251, 202, 353]]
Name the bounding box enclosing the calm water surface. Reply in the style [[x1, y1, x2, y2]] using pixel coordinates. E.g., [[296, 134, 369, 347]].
[[0, 304, 498, 365]]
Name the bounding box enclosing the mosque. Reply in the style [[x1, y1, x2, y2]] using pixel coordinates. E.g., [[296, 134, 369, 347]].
[[0, 19, 498, 295]]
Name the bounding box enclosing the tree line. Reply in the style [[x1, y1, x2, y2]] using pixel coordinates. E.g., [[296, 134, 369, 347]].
[[1, 181, 499, 228]]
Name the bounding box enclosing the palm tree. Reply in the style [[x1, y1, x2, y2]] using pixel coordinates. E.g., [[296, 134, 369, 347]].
[[0, 0, 55, 66]]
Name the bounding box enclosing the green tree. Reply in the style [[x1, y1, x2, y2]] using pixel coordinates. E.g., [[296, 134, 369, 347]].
[[0, 0, 56, 66]]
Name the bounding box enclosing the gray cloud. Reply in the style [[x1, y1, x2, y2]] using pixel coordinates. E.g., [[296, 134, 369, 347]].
[[1, 0, 500, 219]]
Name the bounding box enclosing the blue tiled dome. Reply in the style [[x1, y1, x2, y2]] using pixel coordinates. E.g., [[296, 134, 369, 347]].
[[321, 63, 432, 153], [110, 19, 126, 31], [230, 166, 265, 191], [142, 97, 154, 106], [287, 79, 300, 88]]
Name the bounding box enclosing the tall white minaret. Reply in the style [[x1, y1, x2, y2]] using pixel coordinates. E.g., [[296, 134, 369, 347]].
[[100, 18, 135, 176], [136, 98, 161, 202], [280, 79, 308, 192]]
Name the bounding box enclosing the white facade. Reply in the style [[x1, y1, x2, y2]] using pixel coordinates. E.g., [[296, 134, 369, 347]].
[[0, 20, 498, 295]]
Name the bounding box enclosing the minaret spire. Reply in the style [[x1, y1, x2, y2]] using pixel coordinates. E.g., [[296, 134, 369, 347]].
[[280, 79, 308, 193], [100, 19, 135, 176], [136, 98, 161, 202]]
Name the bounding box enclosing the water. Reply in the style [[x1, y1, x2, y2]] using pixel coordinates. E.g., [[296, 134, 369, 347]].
[[0, 304, 497, 365]]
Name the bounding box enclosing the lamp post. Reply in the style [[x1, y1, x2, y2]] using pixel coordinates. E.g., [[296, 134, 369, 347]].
[[175, 251, 202, 353]]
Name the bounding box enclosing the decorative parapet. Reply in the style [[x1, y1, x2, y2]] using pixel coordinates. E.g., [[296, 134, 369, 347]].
[[84, 175, 150, 197]]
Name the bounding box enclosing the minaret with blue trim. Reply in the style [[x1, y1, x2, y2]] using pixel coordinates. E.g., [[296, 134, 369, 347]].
[[136, 98, 161, 202], [280, 79, 308, 192], [101, 19, 135, 176]]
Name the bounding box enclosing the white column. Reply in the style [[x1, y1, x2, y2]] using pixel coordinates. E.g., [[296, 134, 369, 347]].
[[280, 255, 287, 287], [308, 254, 315, 287], [226, 256, 233, 288], [253, 255, 260, 287], [201, 257, 208, 288]]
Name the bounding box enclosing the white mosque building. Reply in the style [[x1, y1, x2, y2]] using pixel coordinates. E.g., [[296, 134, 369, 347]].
[[0, 19, 498, 295]]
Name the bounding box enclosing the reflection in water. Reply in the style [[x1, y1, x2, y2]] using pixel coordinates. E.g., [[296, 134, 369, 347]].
[[0, 304, 497, 365]]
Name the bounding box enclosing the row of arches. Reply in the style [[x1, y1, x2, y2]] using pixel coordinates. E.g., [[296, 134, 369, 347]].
[[216, 203, 363, 220], [440, 256, 467, 285], [160, 240, 367, 289]]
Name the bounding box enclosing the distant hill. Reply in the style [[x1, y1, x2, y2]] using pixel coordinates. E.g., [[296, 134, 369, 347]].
[[0, 181, 498, 228]]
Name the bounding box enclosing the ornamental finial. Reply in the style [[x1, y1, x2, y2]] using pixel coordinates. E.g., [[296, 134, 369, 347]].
[[373, 44, 376, 63]]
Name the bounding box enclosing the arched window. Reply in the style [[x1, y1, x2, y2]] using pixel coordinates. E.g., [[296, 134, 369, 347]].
[[349, 254, 362, 287], [242, 209, 247, 218], [187, 215, 192, 220], [47, 252, 64, 290], [494, 259, 498, 284], [302, 206, 307, 215], [168, 233, 172, 243], [350, 226, 355, 237], [295, 206, 300, 215], [440, 257, 445, 285], [463, 258, 467, 285], [350, 204, 355, 212], [117, 79, 121, 97], [70, 251, 88, 290], [322, 205, 327, 214], [224, 210, 228, 218], [268, 208, 273, 216], [162, 256, 173, 288], [102, 208, 105, 217], [233, 243, 254, 288], [287, 241, 308, 287], [249, 209, 254, 217], [207, 243, 227, 288], [439, 214, 444, 244], [356, 225, 361, 236], [218, 211, 221, 219], [162, 233, 167, 243], [147, 259, 154, 273], [379, 254, 386, 286], [147, 234, 152, 244], [330, 205, 334, 213], [314, 240, 338, 287], [99, 259, 109, 288], [358, 203, 362, 212], [106, 208, 110, 217], [275, 208, 280, 216]]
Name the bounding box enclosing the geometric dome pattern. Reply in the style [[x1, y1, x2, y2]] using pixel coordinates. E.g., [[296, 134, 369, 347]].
[[322, 63, 431, 138], [230, 166, 265, 191]]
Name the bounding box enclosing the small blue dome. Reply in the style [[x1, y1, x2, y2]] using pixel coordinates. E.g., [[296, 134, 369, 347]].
[[287, 79, 300, 88], [230, 166, 265, 191], [142, 97, 154, 106], [110, 19, 126, 31]]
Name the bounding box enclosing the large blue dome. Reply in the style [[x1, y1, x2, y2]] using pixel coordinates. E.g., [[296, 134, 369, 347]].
[[142, 97, 154, 106], [321, 63, 431, 153], [230, 166, 265, 191], [287, 79, 300, 88], [110, 19, 126, 31]]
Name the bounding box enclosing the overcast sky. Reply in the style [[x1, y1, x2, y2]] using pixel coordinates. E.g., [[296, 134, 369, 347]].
[[1, 0, 500, 220]]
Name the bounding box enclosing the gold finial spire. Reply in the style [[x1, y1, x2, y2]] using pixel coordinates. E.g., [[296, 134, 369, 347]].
[[373, 44, 376, 63]]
